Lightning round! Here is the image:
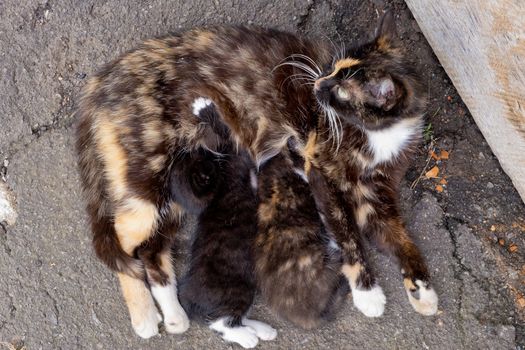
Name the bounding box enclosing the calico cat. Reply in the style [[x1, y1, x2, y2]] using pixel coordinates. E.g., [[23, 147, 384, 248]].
[[256, 149, 350, 329], [177, 101, 277, 349], [76, 10, 436, 337]]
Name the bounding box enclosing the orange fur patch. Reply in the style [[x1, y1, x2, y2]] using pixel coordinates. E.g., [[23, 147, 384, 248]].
[[96, 119, 128, 201], [302, 131, 317, 175], [115, 197, 158, 254], [342, 263, 363, 289]]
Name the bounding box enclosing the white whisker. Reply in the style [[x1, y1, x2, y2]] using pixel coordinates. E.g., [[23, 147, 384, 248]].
[[286, 54, 322, 75]]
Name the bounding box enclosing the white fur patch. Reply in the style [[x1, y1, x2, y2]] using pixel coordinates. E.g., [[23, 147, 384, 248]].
[[250, 170, 258, 191], [132, 309, 162, 339], [150, 284, 189, 334], [192, 97, 213, 116], [293, 167, 309, 183], [407, 280, 438, 316], [365, 117, 422, 167], [242, 318, 277, 341], [209, 317, 259, 349], [328, 239, 340, 251], [352, 284, 386, 317]]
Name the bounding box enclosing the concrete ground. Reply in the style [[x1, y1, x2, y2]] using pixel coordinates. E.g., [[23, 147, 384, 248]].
[[1, 0, 523, 349]]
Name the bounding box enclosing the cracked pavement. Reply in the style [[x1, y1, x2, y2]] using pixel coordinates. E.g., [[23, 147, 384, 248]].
[[1, 0, 523, 349]]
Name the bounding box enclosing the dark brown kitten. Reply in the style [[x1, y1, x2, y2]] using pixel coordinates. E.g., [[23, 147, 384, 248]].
[[175, 103, 277, 349], [256, 149, 349, 329]]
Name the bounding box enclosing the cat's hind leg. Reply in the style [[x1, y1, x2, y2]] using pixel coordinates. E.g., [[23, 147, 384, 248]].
[[137, 220, 190, 334], [113, 198, 163, 338], [209, 317, 259, 349]]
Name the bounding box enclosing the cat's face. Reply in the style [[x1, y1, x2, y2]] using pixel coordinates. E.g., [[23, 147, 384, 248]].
[[314, 12, 424, 131]]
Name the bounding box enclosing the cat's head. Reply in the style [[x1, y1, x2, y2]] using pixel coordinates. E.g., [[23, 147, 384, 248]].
[[313, 11, 426, 131]]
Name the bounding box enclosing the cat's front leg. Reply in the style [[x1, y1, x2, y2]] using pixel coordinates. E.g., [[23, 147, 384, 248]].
[[359, 192, 438, 316], [307, 167, 386, 317]]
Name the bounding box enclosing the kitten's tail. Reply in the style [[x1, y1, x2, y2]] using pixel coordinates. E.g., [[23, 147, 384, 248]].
[[320, 274, 350, 322]]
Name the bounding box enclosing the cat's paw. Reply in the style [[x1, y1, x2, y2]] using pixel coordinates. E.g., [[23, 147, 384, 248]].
[[131, 309, 161, 339], [210, 318, 259, 349], [164, 311, 190, 334], [242, 318, 278, 341], [352, 284, 386, 317], [404, 279, 438, 316]]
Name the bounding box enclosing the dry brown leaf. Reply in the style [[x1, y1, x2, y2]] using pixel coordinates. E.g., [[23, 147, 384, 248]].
[[439, 178, 448, 185], [440, 150, 450, 159], [425, 166, 439, 178], [498, 238, 505, 246], [431, 151, 440, 160], [490, 225, 496, 232], [509, 244, 518, 253], [435, 185, 444, 192], [518, 297, 525, 308]]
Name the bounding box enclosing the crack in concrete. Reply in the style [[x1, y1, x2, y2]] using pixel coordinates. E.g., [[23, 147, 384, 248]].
[[297, 0, 317, 31]]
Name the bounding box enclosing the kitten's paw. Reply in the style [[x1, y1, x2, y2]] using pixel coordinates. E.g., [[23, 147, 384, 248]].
[[131, 309, 161, 339], [164, 308, 190, 334], [404, 279, 438, 316], [210, 318, 259, 349], [352, 284, 386, 317], [242, 318, 278, 341]]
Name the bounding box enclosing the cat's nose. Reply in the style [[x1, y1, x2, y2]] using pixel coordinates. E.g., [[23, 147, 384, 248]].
[[314, 78, 337, 92]]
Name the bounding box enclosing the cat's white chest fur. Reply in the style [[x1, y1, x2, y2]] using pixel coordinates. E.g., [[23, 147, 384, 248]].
[[365, 117, 422, 167]]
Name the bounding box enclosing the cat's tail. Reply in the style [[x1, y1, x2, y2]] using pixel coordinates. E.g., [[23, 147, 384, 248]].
[[76, 106, 144, 280], [90, 213, 145, 280]]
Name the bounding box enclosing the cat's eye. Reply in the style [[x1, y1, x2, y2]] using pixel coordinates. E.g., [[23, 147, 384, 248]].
[[337, 87, 350, 100]]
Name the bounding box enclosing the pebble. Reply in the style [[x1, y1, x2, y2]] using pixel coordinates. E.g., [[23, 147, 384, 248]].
[[487, 182, 494, 189]]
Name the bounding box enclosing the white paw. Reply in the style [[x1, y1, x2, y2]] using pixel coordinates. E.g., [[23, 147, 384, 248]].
[[209, 318, 259, 349], [407, 280, 438, 316], [352, 284, 386, 317], [150, 284, 190, 334], [132, 309, 161, 339], [242, 318, 278, 341], [164, 308, 190, 334], [192, 97, 213, 116]]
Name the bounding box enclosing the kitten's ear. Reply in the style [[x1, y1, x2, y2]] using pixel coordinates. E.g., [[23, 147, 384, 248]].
[[375, 10, 397, 44]]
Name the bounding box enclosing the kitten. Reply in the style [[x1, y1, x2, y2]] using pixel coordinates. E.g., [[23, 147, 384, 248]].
[[76, 12, 436, 337], [176, 102, 277, 349], [256, 148, 350, 329]]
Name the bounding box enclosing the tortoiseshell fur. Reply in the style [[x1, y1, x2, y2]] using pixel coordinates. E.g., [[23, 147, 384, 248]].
[[256, 151, 349, 329], [76, 12, 437, 337]]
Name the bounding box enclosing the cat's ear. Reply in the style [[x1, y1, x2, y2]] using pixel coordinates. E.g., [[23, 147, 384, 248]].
[[366, 76, 399, 111], [375, 10, 397, 45]]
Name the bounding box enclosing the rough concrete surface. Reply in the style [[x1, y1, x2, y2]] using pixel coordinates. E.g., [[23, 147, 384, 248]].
[[1, 0, 524, 349]]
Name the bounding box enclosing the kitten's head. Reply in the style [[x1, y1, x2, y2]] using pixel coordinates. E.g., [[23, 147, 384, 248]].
[[170, 149, 220, 215], [314, 11, 426, 131]]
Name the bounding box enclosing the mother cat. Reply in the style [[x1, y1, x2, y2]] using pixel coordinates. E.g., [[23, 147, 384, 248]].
[[76, 11, 437, 338]]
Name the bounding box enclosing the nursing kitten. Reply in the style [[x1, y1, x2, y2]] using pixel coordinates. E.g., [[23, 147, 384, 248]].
[[76, 11, 437, 337], [177, 101, 277, 349], [256, 149, 350, 329]]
